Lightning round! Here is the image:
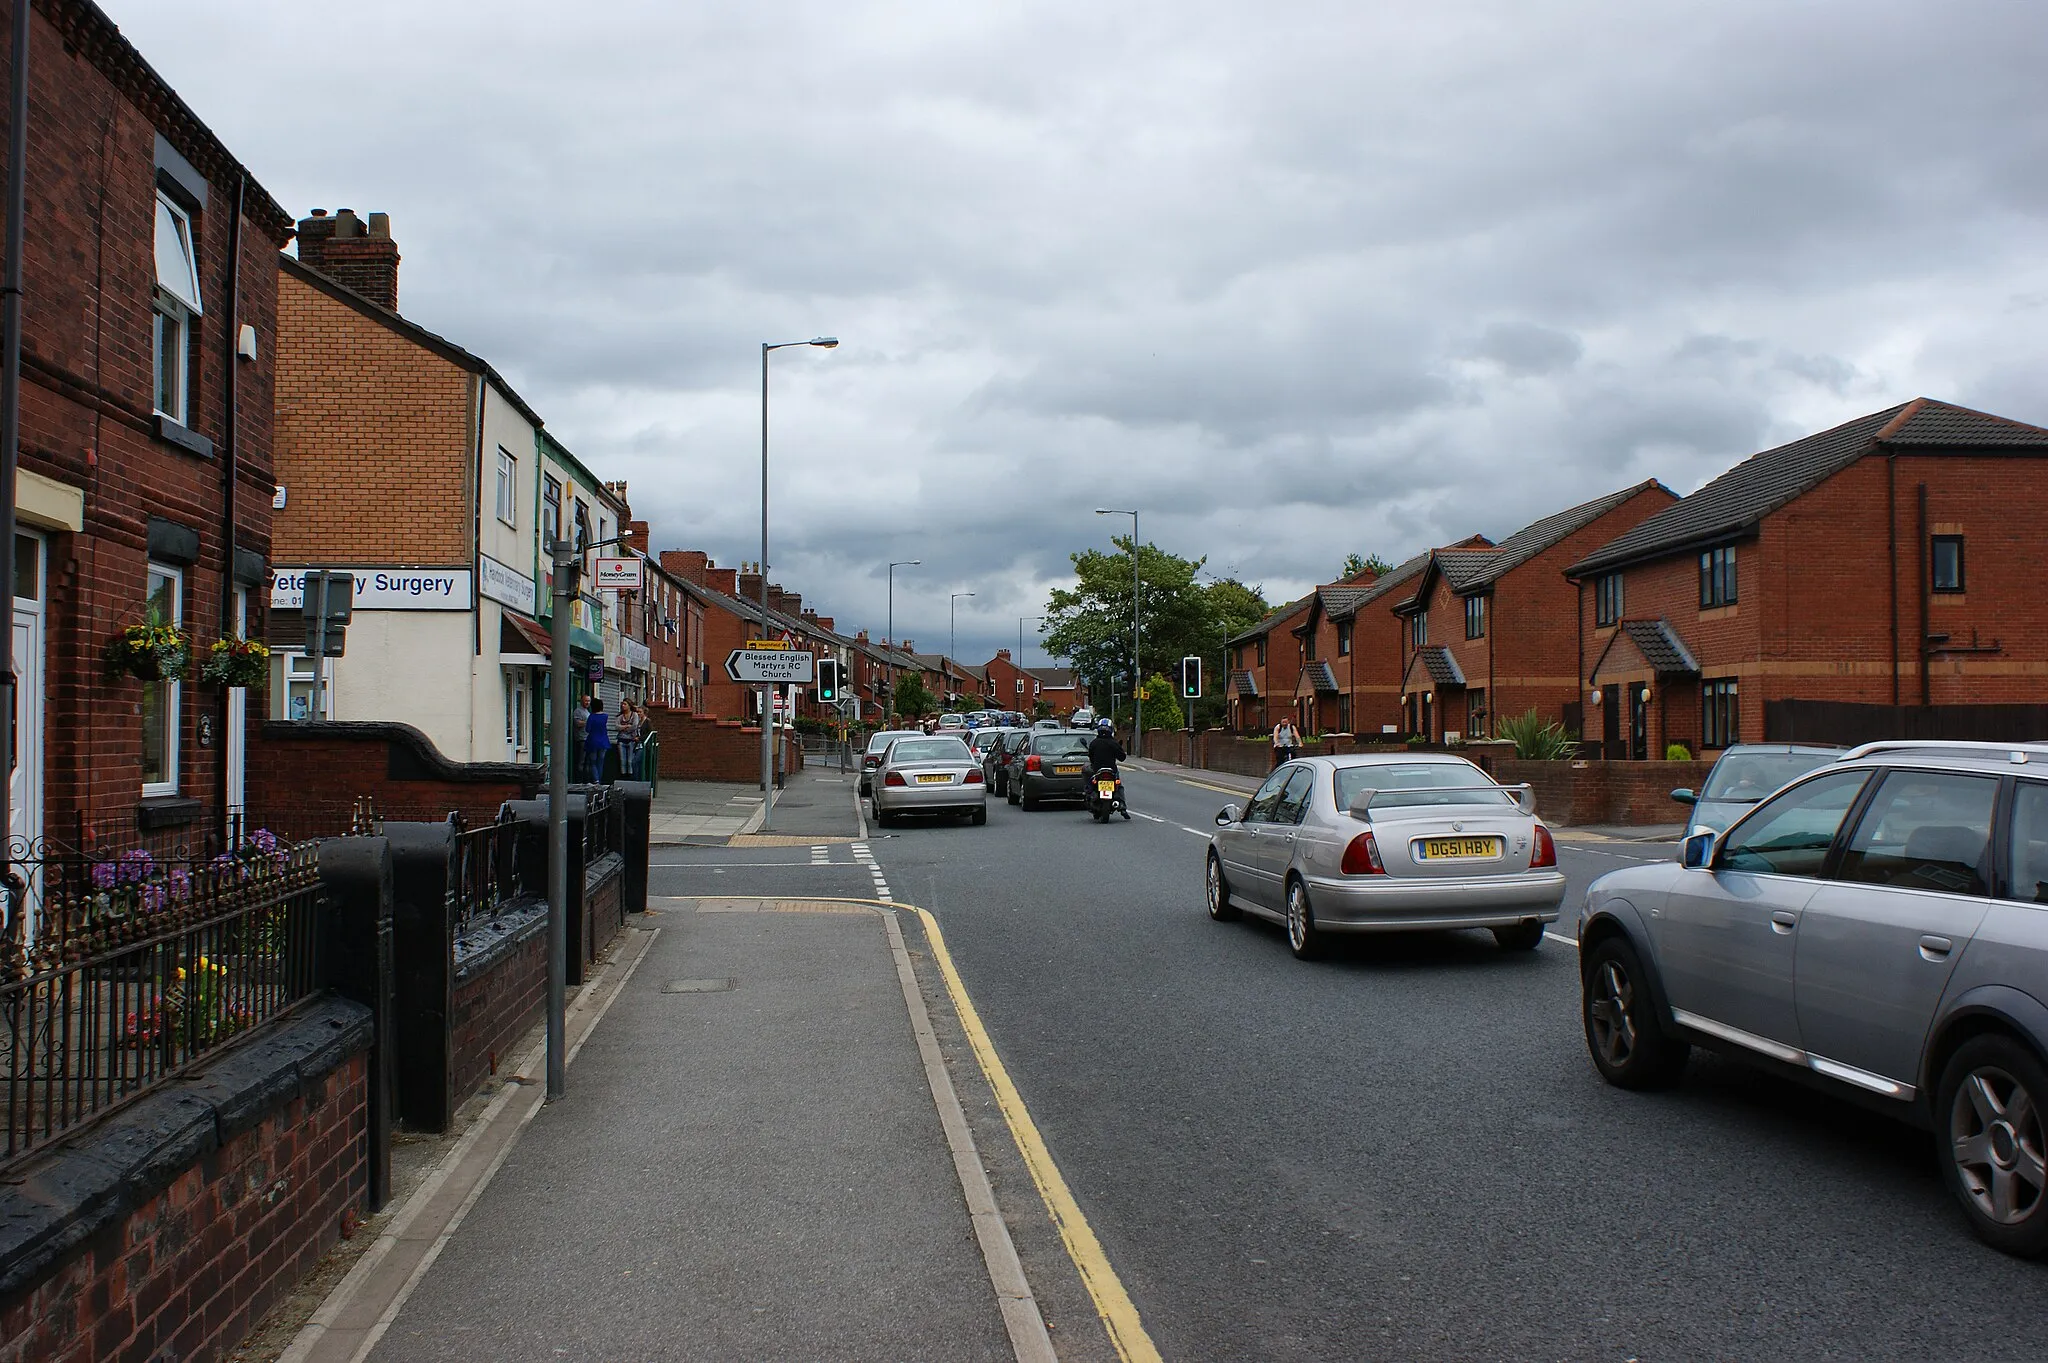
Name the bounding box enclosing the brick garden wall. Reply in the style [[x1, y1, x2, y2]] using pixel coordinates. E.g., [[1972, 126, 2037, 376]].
[[643, 708, 802, 784], [244, 720, 540, 830], [584, 857, 624, 969], [0, 1048, 368, 1363], [451, 915, 547, 1104]]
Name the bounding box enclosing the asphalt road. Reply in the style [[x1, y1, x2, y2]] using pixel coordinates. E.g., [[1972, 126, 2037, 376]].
[[647, 765, 2044, 1359]]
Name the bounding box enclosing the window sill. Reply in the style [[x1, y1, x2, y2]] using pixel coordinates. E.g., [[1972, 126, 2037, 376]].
[[153, 414, 214, 459], [1931, 592, 1967, 604], [137, 794, 201, 830], [1699, 604, 1740, 621]]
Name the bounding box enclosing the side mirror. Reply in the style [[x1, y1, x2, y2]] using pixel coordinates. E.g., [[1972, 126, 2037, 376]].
[[1671, 788, 1698, 806], [1681, 831, 1716, 870], [1215, 805, 1241, 826]]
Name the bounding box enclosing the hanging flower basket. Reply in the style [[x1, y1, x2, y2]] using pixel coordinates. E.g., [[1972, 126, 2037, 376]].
[[200, 636, 270, 689], [104, 613, 191, 682]]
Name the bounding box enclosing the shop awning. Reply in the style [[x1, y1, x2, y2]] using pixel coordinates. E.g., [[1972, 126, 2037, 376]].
[[500, 612, 552, 665]]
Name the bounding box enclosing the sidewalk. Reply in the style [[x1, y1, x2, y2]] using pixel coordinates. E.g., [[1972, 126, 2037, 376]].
[[294, 900, 1046, 1363], [649, 766, 864, 846]]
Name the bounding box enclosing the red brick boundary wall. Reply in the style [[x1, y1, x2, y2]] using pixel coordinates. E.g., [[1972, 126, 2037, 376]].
[[247, 720, 541, 827], [451, 914, 547, 1104], [0, 1000, 372, 1363], [644, 708, 803, 783]]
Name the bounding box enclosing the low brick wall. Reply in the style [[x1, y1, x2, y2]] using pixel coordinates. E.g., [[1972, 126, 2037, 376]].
[[644, 709, 803, 783], [584, 854, 626, 967], [0, 999, 373, 1363], [247, 720, 541, 827], [451, 907, 548, 1104]]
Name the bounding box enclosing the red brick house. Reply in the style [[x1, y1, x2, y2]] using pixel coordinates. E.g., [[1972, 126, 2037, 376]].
[[1330, 539, 1501, 740], [1225, 597, 1310, 732], [1391, 481, 1675, 741], [982, 649, 1039, 711], [1025, 666, 1086, 717], [1286, 579, 1380, 736], [1566, 399, 2048, 758], [5, 1, 292, 871]]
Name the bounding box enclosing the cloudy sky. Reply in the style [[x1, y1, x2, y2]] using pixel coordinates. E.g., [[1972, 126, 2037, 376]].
[[122, 0, 2048, 666]]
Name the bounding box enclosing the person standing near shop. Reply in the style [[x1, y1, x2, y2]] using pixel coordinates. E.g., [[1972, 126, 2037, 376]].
[[572, 693, 591, 782], [1272, 715, 1301, 768], [585, 697, 612, 782], [617, 700, 643, 779]]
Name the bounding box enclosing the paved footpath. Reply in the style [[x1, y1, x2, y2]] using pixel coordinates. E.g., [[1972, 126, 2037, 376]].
[[286, 895, 1049, 1363]]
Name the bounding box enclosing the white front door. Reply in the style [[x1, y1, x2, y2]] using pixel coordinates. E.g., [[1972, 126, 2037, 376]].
[[504, 667, 531, 762], [12, 532, 44, 939], [226, 586, 248, 811]]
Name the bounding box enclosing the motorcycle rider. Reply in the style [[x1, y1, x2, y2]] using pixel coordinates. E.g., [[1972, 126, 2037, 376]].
[[1087, 719, 1131, 820]]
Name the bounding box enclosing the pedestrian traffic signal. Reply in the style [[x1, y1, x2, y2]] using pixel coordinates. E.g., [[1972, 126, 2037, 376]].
[[817, 658, 838, 702], [1180, 655, 1202, 699]]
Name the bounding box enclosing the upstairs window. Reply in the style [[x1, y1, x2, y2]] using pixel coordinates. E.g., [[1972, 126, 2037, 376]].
[[542, 475, 563, 549], [1255, 640, 1266, 667], [1410, 612, 1428, 647], [1932, 535, 1965, 594], [1465, 596, 1486, 640], [1595, 573, 1623, 627], [495, 448, 518, 526], [1700, 545, 1738, 609], [1336, 622, 1352, 656], [1304, 630, 1317, 661], [153, 192, 203, 425]]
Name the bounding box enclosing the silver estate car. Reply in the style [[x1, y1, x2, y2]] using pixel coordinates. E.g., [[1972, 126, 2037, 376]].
[[871, 735, 988, 827], [1579, 741, 2048, 1257], [1206, 754, 1566, 961]]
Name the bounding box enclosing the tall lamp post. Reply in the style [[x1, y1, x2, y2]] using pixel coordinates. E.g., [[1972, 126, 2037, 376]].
[[1095, 508, 1139, 740], [887, 559, 919, 720], [950, 592, 975, 704], [758, 336, 837, 829]]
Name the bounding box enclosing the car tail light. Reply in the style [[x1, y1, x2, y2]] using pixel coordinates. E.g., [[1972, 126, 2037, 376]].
[[965, 768, 984, 784], [1340, 831, 1385, 875], [1025, 755, 1042, 772], [884, 771, 907, 787], [1531, 824, 1557, 869]]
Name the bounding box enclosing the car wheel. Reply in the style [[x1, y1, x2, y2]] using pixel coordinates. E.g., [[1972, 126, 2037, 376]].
[[1206, 852, 1239, 922], [971, 805, 987, 826], [1285, 877, 1323, 961], [1493, 921, 1545, 952], [1581, 936, 1688, 1089], [874, 809, 895, 828], [1938, 1035, 2048, 1257], [1022, 789, 1039, 810]]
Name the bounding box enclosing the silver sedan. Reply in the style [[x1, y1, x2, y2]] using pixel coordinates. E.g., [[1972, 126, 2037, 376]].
[[1206, 753, 1566, 960], [871, 735, 988, 827]]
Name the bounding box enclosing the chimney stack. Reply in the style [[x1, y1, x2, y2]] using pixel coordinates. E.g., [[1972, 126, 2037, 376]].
[[660, 550, 710, 586], [297, 206, 400, 311]]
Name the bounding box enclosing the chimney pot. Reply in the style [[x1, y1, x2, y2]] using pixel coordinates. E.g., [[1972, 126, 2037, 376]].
[[368, 211, 391, 239]]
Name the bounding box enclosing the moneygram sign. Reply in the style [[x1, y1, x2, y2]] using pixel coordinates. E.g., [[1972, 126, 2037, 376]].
[[594, 557, 643, 590], [271, 567, 474, 611]]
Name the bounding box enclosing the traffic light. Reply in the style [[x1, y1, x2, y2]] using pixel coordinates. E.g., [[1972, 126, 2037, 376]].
[[1180, 655, 1202, 699], [817, 658, 838, 702]]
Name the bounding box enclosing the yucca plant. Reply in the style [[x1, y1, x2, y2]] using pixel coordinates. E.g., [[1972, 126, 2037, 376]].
[[1497, 707, 1578, 760]]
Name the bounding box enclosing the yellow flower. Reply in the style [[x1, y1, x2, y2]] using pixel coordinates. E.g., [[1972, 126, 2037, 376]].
[[175, 966, 186, 980]]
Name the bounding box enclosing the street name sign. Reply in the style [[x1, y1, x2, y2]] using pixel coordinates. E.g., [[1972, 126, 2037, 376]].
[[725, 648, 816, 683]]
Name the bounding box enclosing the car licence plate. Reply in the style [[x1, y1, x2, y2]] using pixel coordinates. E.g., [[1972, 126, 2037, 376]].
[[916, 773, 951, 784], [1420, 836, 1501, 860], [1055, 764, 1084, 776]]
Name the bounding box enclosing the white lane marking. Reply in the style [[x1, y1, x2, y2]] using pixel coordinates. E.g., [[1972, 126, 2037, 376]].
[[1132, 811, 1165, 823], [1546, 930, 1580, 947], [652, 861, 847, 869], [1177, 826, 1210, 838]]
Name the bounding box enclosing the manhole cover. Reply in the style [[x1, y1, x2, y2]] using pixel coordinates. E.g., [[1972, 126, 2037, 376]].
[[663, 978, 735, 994]]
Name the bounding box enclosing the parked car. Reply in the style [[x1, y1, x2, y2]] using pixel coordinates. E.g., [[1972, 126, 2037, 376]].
[[1579, 739, 2048, 1257], [967, 726, 1010, 774], [871, 735, 987, 827], [1206, 753, 1564, 960], [985, 728, 1033, 796], [860, 728, 924, 796], [1030, 718, 1064, 733], [1009, 730, 1098, 809], [1070, 707, 1097, 730], [937, 713, 967, 731], [1671, 742, 1840, 834]]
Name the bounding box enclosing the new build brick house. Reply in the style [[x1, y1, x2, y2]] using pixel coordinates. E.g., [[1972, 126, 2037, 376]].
[[1391, 481, 1675, 742], [982, 649, 1040, 711], [1565, 399, 2048, 758], [1225, 597, 1310, 732], [1026, 666, 1085, 717], [1286, 578, 1380, 736], [3, 0, 293, 877]]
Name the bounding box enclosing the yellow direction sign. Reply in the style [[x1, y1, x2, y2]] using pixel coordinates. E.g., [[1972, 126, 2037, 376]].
[[745, 639, 791, 650]]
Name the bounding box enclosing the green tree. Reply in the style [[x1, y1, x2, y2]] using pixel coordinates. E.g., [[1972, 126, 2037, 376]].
[[1136, 674, 1184, 731], [1341, 552, 1394, 581], [892, 673, 936, 721]]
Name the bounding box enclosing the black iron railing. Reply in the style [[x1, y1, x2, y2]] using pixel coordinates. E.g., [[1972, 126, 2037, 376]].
[[0, 838, 323, 1170], [583, 788, 621, 863], [450, 813, 531, 940]]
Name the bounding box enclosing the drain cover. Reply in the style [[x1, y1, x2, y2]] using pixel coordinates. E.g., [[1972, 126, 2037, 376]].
[[663, 978, 735, 994]]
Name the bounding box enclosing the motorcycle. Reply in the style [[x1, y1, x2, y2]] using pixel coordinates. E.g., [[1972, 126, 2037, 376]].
[[1089, 768, 1128, 823]]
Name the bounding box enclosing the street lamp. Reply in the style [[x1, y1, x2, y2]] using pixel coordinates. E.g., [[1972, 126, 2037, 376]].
[[758, 336, 837, 829], [887, 560, 920, 721], [1095, 508, 1139, 741], [950, 592, 975, 701]]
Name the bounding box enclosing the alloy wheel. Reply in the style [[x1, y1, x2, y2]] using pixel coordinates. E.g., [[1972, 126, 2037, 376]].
[[1588, 959, 1638, 1068], [1286, 882, 1308, 952], [1951, 1065, 2047, 1227]]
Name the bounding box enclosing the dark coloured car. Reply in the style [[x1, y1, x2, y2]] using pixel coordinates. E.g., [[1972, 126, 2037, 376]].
[[1009, 730, 1098, 809], [986, 728, 1033, 796]]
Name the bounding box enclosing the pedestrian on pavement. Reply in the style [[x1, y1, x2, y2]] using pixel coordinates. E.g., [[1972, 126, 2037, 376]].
[[617, 700, 642, 779], [585, 697, 612, 782], [1272, 716, 1301, 768], [571, 693, 590, 779]]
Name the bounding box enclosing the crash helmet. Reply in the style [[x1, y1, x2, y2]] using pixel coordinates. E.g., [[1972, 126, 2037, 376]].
[[1097, 718, 1114, 732]]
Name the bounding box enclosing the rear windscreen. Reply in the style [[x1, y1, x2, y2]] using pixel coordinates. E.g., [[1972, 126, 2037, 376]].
[[890, 739, 972, 764], [1033, 735, 1092, 757], [1333, 763, 1514, 810]]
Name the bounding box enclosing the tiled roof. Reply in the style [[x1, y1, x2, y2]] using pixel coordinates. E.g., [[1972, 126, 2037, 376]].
[[1621, 619, 1700, 675], [1025, 667, 1076, 687], [1329, 551, 1432, 619], [1432, 481, 1670, 592], [1569, 399, 2048, 576], [1417, 646, 1465, 688], [1230, 669, 1259, 697], [1303, 661, 1340, 695], [1227, 596, 1310, 647]]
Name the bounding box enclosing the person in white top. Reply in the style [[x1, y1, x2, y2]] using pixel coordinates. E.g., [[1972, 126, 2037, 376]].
[[1271, 717, 1301, 768]]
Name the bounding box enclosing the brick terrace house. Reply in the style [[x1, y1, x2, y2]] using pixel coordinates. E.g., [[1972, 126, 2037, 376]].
[[1565, 399, 2048, 758], [1225, 597, 1310, 732], [1391, 482, 1675, 742], [982, 649, 1040, 712], [1286, 574, 1381, 736], [1026, 666, 1085, 717], [4, 0, 293, 876]]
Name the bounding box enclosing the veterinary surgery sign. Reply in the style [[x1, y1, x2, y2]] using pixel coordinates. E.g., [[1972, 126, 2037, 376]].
[[271, 567, 474, 611]]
